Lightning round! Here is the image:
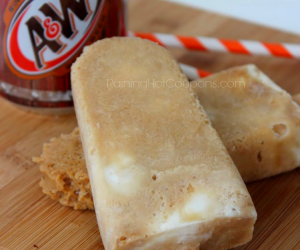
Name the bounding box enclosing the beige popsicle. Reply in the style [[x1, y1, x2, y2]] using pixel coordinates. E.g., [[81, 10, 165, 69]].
[[71, 37, 256, 250], [194, 65, 300, 182], [34, 95, 300, 211], [34, 69, 300, 211]]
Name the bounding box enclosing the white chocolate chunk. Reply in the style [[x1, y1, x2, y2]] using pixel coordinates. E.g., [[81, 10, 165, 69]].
[[104, 154, 145, 196], [182, 192, 217, 220]]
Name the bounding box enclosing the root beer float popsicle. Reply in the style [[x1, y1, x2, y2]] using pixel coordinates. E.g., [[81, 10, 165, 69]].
[[71, 37, 256, 250], [34, 92, 300, 211], [194, 65, 300, 182]]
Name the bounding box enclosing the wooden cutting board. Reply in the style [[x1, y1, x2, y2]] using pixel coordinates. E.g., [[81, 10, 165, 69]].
[[1, 0, 300, 249]]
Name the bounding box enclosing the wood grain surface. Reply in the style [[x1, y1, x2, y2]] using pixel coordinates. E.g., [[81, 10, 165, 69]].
[[1, 0, 300, 249]]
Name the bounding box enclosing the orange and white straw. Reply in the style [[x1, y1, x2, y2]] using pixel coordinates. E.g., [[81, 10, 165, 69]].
[[179, 63, 211, 80], [128, 31, 300, 59]]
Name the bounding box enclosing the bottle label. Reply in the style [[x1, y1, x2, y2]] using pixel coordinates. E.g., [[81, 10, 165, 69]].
[[3, 0, 107, 79]]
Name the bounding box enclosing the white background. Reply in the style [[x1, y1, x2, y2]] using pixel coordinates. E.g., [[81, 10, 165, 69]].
[[166, 0, 300, 36]]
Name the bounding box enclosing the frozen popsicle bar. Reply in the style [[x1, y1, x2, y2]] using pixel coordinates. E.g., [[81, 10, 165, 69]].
[[194, 65, 300, 182], [71, 37, 256, 250], [36, 90, 300, 210]]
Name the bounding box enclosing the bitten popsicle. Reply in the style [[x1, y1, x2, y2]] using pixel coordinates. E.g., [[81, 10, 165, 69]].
[[71, 37, 256, 250]]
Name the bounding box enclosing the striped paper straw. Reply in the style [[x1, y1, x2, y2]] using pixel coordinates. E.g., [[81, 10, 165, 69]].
[[179, 63, 211, 80], [128, 31, 300, 59]]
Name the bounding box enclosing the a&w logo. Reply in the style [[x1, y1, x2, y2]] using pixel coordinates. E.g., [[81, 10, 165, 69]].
[[4, 0, 105, 78]]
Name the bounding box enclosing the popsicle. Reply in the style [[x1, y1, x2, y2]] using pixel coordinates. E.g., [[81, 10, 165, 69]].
[[194, 65, 300, 182], [71, 37, 256, 250], [36, 90, 300, 210]]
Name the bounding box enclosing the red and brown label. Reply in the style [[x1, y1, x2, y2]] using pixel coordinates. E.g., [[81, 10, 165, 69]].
[[0, 0, 125, 108], [3, 0, 109, 79]]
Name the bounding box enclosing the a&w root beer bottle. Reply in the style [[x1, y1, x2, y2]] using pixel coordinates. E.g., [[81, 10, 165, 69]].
[[0, 0, 126, 114]]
